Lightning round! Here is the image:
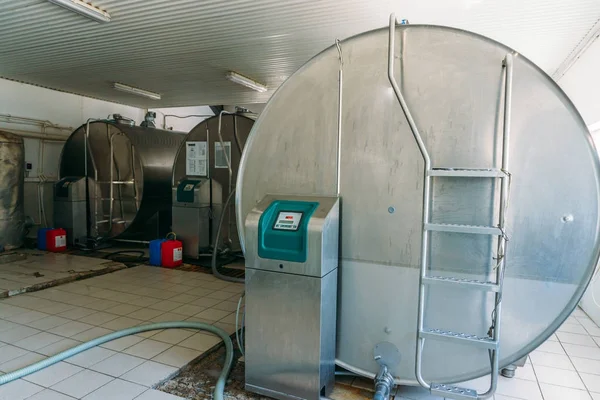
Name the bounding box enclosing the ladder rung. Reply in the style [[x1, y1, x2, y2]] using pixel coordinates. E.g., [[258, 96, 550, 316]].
[[420, 329, 498, 350], [425, 223, 501, 235], [428, 168, 505, 178], [423, 276, 500, 292], [431, 384, 477, 399]]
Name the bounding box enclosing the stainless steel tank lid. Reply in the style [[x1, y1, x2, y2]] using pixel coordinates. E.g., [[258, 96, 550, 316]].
[[236, 24, 600, 384]]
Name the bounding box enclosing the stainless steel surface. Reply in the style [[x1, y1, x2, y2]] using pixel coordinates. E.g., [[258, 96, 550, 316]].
[[431, 384, 477, 399], [236, 23, 600, 384], [245, 194, 339, 400], [59, 121, 185, 240], [172, 114, 253, 251], [245, 268, 337, 400], [172, 179, 223, 258], [1, 2, 599, 108], [245, 195, 340, 278], [0, 131, 24, 250], [54, 177, 87, 245]]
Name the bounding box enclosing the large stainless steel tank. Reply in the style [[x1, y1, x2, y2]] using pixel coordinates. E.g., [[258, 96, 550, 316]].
[[0, 131, 24, 250], [172, 114, 254, 250], [236, 24, 600, 385], [59, 121, 185, 240]]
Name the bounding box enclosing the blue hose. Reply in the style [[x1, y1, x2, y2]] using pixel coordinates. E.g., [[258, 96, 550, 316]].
[[0, 321, 234, 400]]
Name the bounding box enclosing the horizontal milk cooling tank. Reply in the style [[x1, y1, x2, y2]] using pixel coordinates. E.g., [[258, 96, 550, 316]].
[[236, 24, 600, 384], [59, 121, 185, 239], [172, 114, 254, 250]]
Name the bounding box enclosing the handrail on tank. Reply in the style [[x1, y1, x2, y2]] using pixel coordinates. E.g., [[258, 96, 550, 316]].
[[387, 12, 432, 390]]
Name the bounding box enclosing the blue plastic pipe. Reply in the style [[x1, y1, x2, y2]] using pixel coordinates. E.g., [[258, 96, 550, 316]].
[[0, 321, 234, 400]]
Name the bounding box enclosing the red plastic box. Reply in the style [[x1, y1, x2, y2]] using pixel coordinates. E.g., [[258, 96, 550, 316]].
[[46, 228, 67, 252], [161, 239, 183, 268]]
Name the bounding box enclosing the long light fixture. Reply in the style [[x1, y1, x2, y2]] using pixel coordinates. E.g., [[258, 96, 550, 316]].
[[113, 83, 162, 100], [47, 0, 111, 23], [225, 71, 267, 93]]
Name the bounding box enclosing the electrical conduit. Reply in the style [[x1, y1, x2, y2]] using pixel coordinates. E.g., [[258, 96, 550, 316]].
[[0, 322, 234, 400]]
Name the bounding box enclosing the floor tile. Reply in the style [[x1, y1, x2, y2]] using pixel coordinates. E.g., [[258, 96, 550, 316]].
[[496, 376, 543, 400], [121, 360, 178, 387], [105, 304, 143, 316], [90, 353, 146, 377], [0, 324, 40, 342], [150, 329, 195, 345], [85, 299, 121, 311], [205, 291, 234, 300], [0, 319, 19, 333], [530, 350, 575, 370], [82, 378, 146, 400], [189, 297, 221, 308], [0, 304, 30, 318], [214, 321, 237, 335], [99, 335, 145, 351], [71, 326, 114, 342], [148, 300, 184, 312], [23, 361, 83, 387], [78, 311, 120, 326], [103, 316, 145, 330], [537, 340, 566, 355], [194, 308, 230, 322], [63, 346, 116, 368], [5, 310, 50, 325], [168, 294, 198, 304], [591, 393, 600, 400], [581, 372, 600, 392], [0, 351, 46, 373], [565, 343, 600, 360], [0, 379, 44, 400], [212, 300, 239, 312], [0, 344, 29, 364], [513, 363, 537, 381], [57, 307, 96, 320], [37, 338, 81, 356], [540, 383, 592, 400], [171, 304, 205, 317], [585, 325, 600, 337], [13, 332, 64, 351], [558, 332, 599, 347], [395, 385, 443, 399], [178, 332, 222, 351], [134, 389, 186, 399], [152, 345, 201, 368], [129, 297, 161, 308], [572, 356, 600, 375], [123, 339, 173, 359], [128, 308, 165, 321], [149, 312, 188, 323], [26, 388, 77, 400], [561, 324, 591, 335], [48, 320, 95, 337], [534, 365, 586, 389], [51, 369, 114, 398], [26, 315, 72, 331]]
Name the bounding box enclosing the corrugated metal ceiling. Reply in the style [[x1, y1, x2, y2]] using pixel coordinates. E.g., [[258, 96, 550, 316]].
[[0, 0, 598, 108]]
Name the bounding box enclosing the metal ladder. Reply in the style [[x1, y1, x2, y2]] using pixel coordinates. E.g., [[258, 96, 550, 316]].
[[387, 14, 513, 400]]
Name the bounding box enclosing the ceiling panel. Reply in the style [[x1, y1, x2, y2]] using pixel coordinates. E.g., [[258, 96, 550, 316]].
[[0, 0, 598, 108]]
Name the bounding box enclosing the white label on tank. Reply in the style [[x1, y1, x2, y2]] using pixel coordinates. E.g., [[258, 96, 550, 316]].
[[173, 247, 183, 262], [186, 141, 207, 176], [55, 235, 66, 247], [215, 142, 231, 169]]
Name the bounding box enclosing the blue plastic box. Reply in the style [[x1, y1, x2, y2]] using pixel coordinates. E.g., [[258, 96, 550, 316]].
[[37, 227, 54, 250], [149, 239, 166, 266]]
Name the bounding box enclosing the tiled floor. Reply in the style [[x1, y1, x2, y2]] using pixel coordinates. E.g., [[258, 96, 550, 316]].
[[0, 265, 244, 400], [0, 250, 126, 297], [381, 307, 600, 399]]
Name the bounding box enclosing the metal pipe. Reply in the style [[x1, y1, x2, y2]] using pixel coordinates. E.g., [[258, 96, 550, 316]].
[[481, 53, 513, 400], [387, 13, 431, 390], [113, 238, 150, 244], [218, 110, 235, 246], [0, 129, 68, 141], [336, 39, 343, 196], [212, 188, 244, 283]]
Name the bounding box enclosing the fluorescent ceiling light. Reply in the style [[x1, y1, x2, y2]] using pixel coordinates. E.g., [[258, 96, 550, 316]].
[[47, 0, 111, 23], [113, 83, 161, 100], [225, 71, 267, 93]]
